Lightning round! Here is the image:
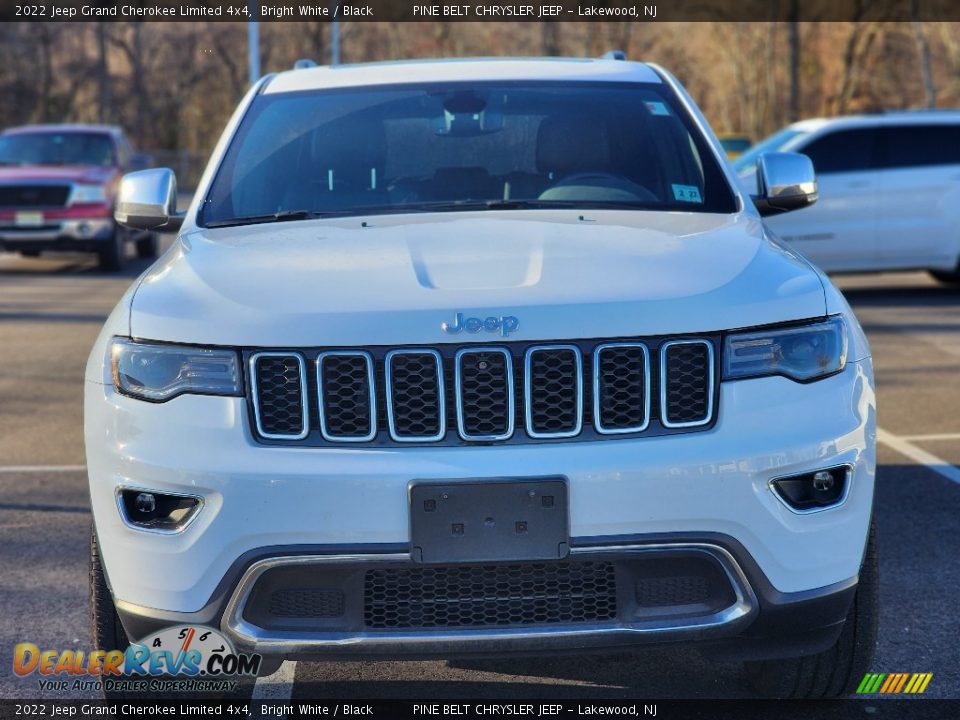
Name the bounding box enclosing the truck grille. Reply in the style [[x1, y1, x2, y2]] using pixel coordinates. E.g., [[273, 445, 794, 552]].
[[363, 561, 617, 629], [247, 336, 718, 445], [0, 184, 70, 208]]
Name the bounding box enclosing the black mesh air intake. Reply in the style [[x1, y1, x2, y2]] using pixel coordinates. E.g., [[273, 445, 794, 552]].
[[595, 344, 649, 432], [319, 353, 374, 440], [363, 561, 617, 629], [456, 349, 512, 439], [663, 342, 712, 426], [526, 347, 581, 437], [252, 354, 306, 437], [387, 351, 443, 440]]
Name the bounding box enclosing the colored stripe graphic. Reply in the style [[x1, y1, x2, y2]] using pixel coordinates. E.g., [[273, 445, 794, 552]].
[[857, 672, 932, 694]]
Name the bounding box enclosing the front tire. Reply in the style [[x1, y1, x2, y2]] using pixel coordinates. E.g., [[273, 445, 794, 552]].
[[90, 528, 132, 698], [744, 518, 879, 698]]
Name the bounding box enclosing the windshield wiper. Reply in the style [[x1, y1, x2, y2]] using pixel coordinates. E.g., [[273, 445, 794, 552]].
[[205, 209, 338, 229]]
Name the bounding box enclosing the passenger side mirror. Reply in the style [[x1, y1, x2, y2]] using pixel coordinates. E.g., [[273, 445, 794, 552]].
[[751, 152, 818, 217], [115, 168, 184, 233]]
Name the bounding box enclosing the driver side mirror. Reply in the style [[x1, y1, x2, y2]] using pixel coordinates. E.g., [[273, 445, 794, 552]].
[[115, 168, 184, 233], [751, 152, 818, 217]]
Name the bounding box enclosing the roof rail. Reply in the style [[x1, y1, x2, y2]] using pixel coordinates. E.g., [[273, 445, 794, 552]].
[[601, 50, 627, 61], [293, 58, 317, 70]]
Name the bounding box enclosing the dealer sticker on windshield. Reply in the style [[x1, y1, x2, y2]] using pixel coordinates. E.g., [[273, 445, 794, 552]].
[[645, 101, 671, 116], [672, 184, 703, 203]]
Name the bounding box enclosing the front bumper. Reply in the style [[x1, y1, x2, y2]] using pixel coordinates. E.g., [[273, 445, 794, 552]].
[[113, 535, 856, 662], [87, 357, 875, 658], [0, 218, 113, 249]]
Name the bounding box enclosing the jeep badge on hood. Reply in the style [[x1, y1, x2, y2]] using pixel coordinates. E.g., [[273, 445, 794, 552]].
[[442, 312, 520, 337]]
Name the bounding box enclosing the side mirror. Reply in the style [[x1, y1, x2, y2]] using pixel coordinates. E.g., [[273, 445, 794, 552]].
[[751, 152, 818, 217], [115, 168, 184, 233], [127, 153, 153, 172]]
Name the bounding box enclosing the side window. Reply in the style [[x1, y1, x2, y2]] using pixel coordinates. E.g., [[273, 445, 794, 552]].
[[880, 125, 960, 169], [799, 128, 879, 175]]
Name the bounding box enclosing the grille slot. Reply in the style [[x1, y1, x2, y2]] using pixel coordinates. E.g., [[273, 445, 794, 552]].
[[269, 588, 345, 618], [0, 184, 70, 208], [363, 561, 617, 629], [661, 340, 714, 428], [635, 575, 711, 607], [525, 345, 582, 438], [455, 348, 514, 441], [385, 350, 445, 442], [317, 352, 376, 442], [593, 343, 650, 434], [250, 353, 308, 439]]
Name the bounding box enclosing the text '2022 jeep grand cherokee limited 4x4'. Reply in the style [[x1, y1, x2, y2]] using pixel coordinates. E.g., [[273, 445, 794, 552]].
[[85, 58, 877, 698]]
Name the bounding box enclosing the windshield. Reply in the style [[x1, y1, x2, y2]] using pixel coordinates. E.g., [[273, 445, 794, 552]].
[[732, 127, 807, 175], [201, 81, 737, 226], [0, 132, 116, 167]]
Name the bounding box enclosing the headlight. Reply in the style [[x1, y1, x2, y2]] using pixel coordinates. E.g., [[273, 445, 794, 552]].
[[72, 184, 108, 203], [111, 338, 241, 402], [722, 316, 848, 382]]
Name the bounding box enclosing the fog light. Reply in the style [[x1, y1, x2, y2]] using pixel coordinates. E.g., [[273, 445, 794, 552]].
[[134, 492, 156, 514], [812, 471, 834, 492], [770, 466, 849, 512], [77, 222, 91, 237], [118, 488, 202, 532]]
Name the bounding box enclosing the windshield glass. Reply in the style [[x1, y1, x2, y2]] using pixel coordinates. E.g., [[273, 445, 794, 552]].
[[732, 127, 807, 175], [0, 132, 116, 167], [202, 81, 737, 226]]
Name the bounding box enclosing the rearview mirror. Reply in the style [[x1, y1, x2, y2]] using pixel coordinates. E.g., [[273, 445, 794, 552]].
[[751, 152, 818, 217], [115, 168, 184, 233]]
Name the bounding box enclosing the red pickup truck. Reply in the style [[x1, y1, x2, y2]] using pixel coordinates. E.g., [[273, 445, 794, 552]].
[[0, 124, 157, 271]]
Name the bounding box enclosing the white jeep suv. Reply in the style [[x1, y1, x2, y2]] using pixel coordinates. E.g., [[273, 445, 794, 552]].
[[85, 57, 877, 698], [735, 111, 960, 281]]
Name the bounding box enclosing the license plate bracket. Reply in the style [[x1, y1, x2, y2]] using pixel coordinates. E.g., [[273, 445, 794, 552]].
[[409, 478, 569, 564]]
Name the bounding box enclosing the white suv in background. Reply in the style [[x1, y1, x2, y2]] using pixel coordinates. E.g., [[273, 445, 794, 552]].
[[735, 111, 960, 282], [86, 57, 877, 698]]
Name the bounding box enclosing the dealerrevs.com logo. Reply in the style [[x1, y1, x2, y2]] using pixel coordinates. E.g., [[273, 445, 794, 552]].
[[13, 625, 261, 693]]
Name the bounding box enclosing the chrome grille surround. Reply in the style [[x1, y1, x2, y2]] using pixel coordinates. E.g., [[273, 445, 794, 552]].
[[660, 340, 715, 429], [592, 342, 651, 434], [316, 351, 377, 442], [524, 344, 583, 439], [454, 347, 515, 441], [249, 352, 309, 440], [384, 349, 446, 443]]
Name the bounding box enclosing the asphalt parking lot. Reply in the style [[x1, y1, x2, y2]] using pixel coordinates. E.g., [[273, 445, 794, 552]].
[[1, 242, 958, 707]]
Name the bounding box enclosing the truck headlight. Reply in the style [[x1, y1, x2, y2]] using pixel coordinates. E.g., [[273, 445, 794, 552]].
[[72, 184, 108, 203], [722, 316, 848, 382], [110, 338, 241, 402]]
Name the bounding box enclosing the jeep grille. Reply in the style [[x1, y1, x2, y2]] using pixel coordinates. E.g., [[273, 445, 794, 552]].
[[246, 336, 718, 445]]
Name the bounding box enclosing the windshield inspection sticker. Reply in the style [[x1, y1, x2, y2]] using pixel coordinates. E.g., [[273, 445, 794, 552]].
[[672, 184, 703, 203], [645, 101, 671, 116]]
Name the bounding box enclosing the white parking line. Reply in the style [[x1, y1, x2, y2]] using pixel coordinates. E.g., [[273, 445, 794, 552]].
[[899, 432, 960, 442], [877, 427, 960, 486], [251, 660, 297, 716], [0, 464, 86, 474]]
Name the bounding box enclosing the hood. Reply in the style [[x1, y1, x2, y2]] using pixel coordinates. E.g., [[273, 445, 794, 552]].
[[0, 165, 117, 185], [130, 210, 826, 346]]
